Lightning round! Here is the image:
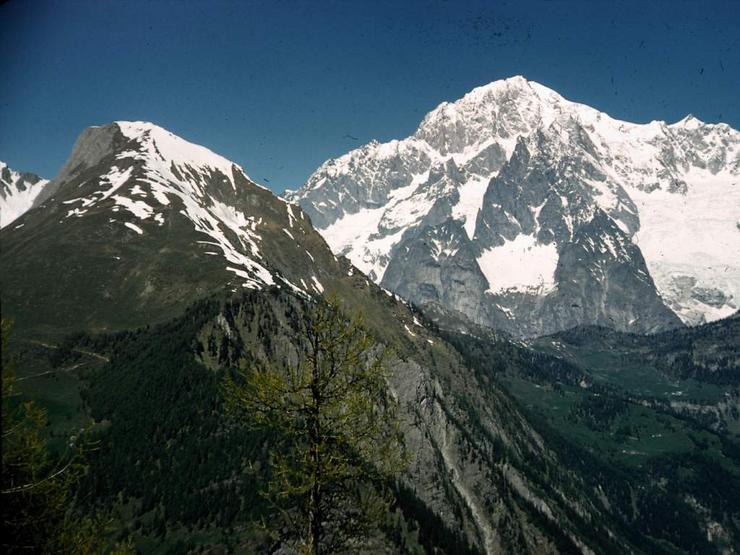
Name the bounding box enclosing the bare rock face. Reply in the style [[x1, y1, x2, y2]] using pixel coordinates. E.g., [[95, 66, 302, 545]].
[[31, 124, 126, 209], [289, 77, 740, 337]]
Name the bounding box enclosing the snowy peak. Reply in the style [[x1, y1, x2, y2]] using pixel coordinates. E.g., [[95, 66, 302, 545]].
[[672, 114, 704, 130], [0, 161, 49, 228], [414, 75, 561, 149], [115, 121, 249, 182], [23, 122, 328, 296], [291, 77, 740, 334], [1, 122, 342, 334], [39, 121, 251, 205]]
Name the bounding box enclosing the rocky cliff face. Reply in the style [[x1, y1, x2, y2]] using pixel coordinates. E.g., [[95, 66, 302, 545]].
[[124, 287, 639, 554], [289, 76, 740, 336]]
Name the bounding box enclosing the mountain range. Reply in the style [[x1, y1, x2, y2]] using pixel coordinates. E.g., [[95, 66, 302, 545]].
[[0, 120, 644, 552], [288, 76, 740, 337], [2, 79, 739, 553]]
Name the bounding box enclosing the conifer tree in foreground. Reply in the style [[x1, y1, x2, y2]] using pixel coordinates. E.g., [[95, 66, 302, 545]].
[[224, 297, 406, 554]]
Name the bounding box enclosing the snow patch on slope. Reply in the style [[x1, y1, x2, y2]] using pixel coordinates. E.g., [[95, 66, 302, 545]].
[[61, 166, 135, 218], [627, 170, 740, 324], [319, 171, 441, 281], [112, 195, 155, 219], [321, 206, 394, 280], [117, 121, 245, 183], [124, 221, 144, 235], [452, 176, 489, 239], [112, 122, 278, 288], [54, 123, 280, 289], [477, 235, 559, 294]]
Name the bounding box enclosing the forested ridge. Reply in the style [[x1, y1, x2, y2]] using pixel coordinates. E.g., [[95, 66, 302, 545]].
[[48, 291, 480, 553], [549, 313, 740, 384]]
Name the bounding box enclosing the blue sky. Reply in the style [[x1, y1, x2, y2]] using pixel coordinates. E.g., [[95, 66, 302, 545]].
[[1, 0, 738, 193]]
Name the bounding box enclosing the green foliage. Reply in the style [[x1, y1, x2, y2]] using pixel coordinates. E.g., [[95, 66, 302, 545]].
[[550, 314, 740, 385], [70, 290, 442, 552], [76, 297, 269, 550], [1, 319, 101, 553], [28, 283, 735, 553], [224, 295, 406, 554], [441, 328, 586, 387], [443, 325, 740, 552], [388, 483, 482, 555], [568, 393, 628, 432]]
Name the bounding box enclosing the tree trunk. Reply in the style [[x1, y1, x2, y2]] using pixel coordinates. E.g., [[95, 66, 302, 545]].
[[308, 333, 322, 555], [309, 477, 321, 555]]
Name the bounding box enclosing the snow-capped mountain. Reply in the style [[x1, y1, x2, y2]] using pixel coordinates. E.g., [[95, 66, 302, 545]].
[[9, 122, 707, 555], [1, 122, 338, 333], [289, 76, 740, 336], [0, 161, 49, 228]]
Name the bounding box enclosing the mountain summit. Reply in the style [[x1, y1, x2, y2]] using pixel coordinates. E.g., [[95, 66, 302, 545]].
[[289, 76, 740, 336], [1, 121, 337, 334]]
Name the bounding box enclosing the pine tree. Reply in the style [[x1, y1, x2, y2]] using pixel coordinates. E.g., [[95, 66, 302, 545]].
[[224, 296, 405, 554]]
